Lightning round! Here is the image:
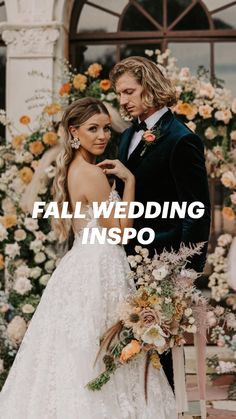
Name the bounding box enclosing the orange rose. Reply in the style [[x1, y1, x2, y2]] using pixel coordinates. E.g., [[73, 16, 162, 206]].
[[87, 63, 102, 78], [43, 103, 62, 115], [143, 131, 156, 142], [59, 83, 71, 96], [11, 134, 27, 149], [119, 340, 141, 363], [19, 167, 33, 184], [73, 74, 87, 91], [0, 214, 18, 229], [174, 101, 197, 120], [19, 115, 30, 125], [43, 131, 58, 146], [99, 79, 111, 91], [29, 141, 45, 156], [222, 207, 235, 221], [0, 254, 5, 270]]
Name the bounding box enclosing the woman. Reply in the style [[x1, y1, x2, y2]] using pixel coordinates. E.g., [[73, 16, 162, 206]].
[[0, 98, 176, 418]]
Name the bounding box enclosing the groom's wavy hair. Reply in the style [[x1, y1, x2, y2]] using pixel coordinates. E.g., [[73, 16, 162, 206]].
[[110, 56, 177, 117], [53, 97, 110, 242]]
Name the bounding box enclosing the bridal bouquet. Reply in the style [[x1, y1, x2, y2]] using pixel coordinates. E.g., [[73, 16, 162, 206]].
[[87, 243, 207, 394]]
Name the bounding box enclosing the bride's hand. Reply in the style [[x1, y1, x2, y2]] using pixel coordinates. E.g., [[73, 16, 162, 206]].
[[97, 159, 134, 183]]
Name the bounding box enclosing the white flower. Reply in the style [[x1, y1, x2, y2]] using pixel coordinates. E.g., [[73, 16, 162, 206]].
[[204, 127, 217, 140], [106, 92, 116, 101], [214, 246, 225, 257], [230, 130, 236, 141], [186, 324, 197, 333], [142, 325, 167, 350], [217, 234, 232, 247], [30, 266, 42, 279], [34, 252, 46, 264], [199, 82, 215, 99], [134, 255, 142, 263], [21, 304, 35, 314], [179, 67, 191, 81], [39, 274, 50, 286], [7, 316, 27, 346], [215, 109, 232, 124], [188, 317, 195, 324], [221, 171, 236, 189], [13, 277, 32, 295], [45, 165, 56, 178], [44, 246, 57, 260], [2, 197, 16, 214], [44, 260, 55, 273], [15, 265, 31, 279], [30, 239, 44, 253], [230, 192, 236, 205], [24, 218, 39, 232], [14, 229, 26, 241], [46, 230, 57, 242], [184, 308, 192, 317], [5, 243, 20, 258], [153, 266, 169, 281], [145, 49, 154, 57], [165, 297, 172, 304], [34, 231, 46, 241], [0, 224, 8, 241], [185, 121, 196, 132], [127, 255, 137, 268]]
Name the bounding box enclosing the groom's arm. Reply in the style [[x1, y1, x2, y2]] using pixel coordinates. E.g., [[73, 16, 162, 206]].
[[169, 133, 211, 272]]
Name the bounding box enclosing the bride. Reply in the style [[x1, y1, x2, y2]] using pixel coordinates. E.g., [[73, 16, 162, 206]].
[[0, 97, 177, 418]]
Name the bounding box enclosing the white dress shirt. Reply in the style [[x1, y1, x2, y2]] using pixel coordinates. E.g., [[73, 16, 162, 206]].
[[127, 106, 168, 159]]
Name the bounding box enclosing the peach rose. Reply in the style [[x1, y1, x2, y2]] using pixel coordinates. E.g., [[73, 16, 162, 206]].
[[174, 101, 197, 120], [222, 207, 235, 220], [221, 171, 236, 189], [29, 140, 45, 156], [31, 160, 39, 170], [0, 214, 17, 229], [73, 74, 87, 91], [11, 134, 27, 149], [140, 308, 160, 327], [230, 192, 236, 205], [0, 254, 4, 270], [59, 82, 71, 96], [215, 109, 232, 124], [99, 79, 111, 91], [199, 82, 215, 99], [19, 167, 33, 184], [185, 121, 196, 132], [87, 63, 102, 78], [143, 131, 156, 142], [14, 229, 27, 241], [199, 104, 213, 119], [231, 98, 236, 114], [7, 316, 27, 347], [19, 115, 30, 125], [43, 131, 58, 146], [204, 126, 217, 140], [119, 339, 141, 363], [230, 130, 236, 141], [43, 103, 61, 115]]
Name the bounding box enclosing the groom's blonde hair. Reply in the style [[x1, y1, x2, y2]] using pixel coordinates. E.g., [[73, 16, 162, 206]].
[[110, 56, 177, 111]]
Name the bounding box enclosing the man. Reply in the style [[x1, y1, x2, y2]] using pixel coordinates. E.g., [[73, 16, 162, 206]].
[[110, 56, 211, 390]]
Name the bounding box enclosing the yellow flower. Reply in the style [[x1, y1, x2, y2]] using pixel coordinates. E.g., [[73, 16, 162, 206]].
[[175, 302, 184, 320], [87, 63, 102, 78], [222, 207, 235, 221], [0, 214, 18, 229], [174, 101, 197, 120], [73, 74, 87, 91], [59, 82, 72, 96], [11, 134, 27, 149], [119, 340, 141, 363], [19, 167, 33, 184], [19, 115, 31, 125], [148, 295, 160, 305], [43, 103, 62, 115], [0, 254, 5, 270], [29, 140, 45, 156], [43, 131, 58, 146], [150, 353, 162, 369], [99, 79, 111, 91]]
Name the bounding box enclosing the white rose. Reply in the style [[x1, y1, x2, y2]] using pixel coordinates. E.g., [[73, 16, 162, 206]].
[[24, 217, 39, 232], [188, 317, 195, 324], [184, 308, 192, 317], [7, 316, 27, 346], [13, 277, 32, 295], [30, 239, 44, 253], [214, 246, 225, 257], [0, 224, 8, 241], [21, 304, 35, 314], [204, 127, 217, 140], [134, 255, 142, 263], [217, 234, 232, 247], [34, 252, 46, 264], [30, 266, 42, 279], [34, 231, 46, 241], [153, 266, 169, 281], [2, 197, 16, 214], [23, 151, 33, 163], [39, 274, 50, 286], [230, 130, 236, 141], [14, 229, 27, 241], [5, 243, 20, 258], [46, 230, 57, 242], [44, 260, 55, 273], [44, 246, 57, 259], [15, 265, 31, 279]]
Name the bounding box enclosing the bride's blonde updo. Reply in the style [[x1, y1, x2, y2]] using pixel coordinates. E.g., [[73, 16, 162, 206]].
[[52, 97, 110, 242]]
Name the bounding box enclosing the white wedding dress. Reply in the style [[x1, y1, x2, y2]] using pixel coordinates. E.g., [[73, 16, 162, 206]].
[[0, 191, 177, 419]]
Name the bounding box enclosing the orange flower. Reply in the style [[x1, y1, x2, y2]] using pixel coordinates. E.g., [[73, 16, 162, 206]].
[[0, 214, 18, 229], [11, 134, 27, 149], [19, 167, 34, 184], [87, 63, 102, 78], [222, 207, 235, 221], [59, 83, 71, 96], [43, 103, 62, 115], [73, 74, 87, 91], [99, 79, 111, 91], [174, 101, 197, 120], [119, 340, 141, 363], [19, 115, 31, 125], [0, 254, 5, 270], [150, 353, 162, 369], [143, 131, 156, 142], [43, 131, 58, 146], [29, 141, 45, 156]]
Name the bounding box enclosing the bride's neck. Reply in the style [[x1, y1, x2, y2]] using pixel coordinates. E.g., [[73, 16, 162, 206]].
[[74, 149, 96, 165]]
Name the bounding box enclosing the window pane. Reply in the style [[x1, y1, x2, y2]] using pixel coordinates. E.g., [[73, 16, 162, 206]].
[[215, 43, 236, 97], [120, 43, 162, 59], [173, 3, 210, 30], [0, 46, 6, 140], [77, 4, 119, 33], [0, 3, 6, 22], [167, 0, 191, 26], [169, 43, 210, 73], [204, 1, 234, 12], [87, 0, 128, 14], [72, 45, 117, 77], [213, 6, 236, 29], [135, 0, 163, 25]]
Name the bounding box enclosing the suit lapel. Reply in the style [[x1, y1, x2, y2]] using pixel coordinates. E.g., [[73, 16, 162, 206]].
[[118, 126, 135, 164]]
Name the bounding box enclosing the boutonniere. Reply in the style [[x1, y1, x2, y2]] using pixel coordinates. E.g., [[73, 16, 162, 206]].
[[140, 123, 163, 156]]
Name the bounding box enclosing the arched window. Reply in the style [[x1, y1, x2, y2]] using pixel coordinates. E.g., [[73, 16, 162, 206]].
[[0, 0, 6, 140], [70, 0, 236, 95]]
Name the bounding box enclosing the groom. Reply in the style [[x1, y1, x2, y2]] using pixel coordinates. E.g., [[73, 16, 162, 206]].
[[110, 56, 211, 390]]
